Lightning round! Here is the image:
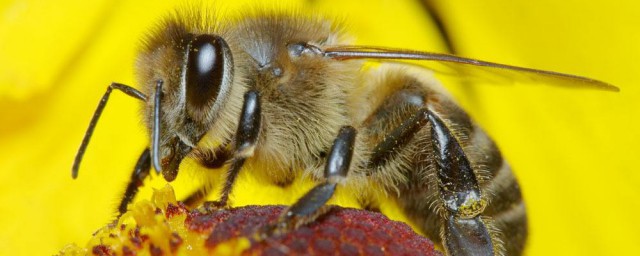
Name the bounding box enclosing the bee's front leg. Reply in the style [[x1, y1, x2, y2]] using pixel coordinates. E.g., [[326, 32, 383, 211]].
[[205, 90, 262, 209], [180, 143, 233, 208], [258, 126, 357, 238], [117, 148, 151, 215]]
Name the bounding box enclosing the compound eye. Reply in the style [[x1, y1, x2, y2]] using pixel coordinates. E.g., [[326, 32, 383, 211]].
[[185, 34, 233, 114]]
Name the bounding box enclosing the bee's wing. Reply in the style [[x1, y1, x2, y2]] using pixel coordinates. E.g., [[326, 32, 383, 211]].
[[324, 45, 619, 92]]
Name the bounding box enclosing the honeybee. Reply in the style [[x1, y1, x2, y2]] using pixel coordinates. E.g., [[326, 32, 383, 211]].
[[71, 6, 617, 256]]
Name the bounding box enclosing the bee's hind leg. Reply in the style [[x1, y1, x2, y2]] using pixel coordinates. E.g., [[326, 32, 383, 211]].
[[257, 126, 357, 238], [366, 104, 497, 255], [427, 109, 495, 256]]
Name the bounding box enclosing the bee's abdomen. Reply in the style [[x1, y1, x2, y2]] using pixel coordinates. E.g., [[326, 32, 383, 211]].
[[483, 159, 528, 254], [356, 67, 527, 255], [466, 123, 527, 254]]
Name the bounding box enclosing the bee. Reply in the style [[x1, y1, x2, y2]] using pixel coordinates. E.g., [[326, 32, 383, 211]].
[[70, 6, 617, 256]]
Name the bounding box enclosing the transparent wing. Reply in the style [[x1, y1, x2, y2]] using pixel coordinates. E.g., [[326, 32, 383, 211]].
[[324, 45, 619, 92]]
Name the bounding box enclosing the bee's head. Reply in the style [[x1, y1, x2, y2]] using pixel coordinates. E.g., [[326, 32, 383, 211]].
[[138, 31, 234, 181]]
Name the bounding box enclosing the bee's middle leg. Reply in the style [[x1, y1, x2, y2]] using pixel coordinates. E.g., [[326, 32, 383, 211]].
[[258, 126, 357, 238]]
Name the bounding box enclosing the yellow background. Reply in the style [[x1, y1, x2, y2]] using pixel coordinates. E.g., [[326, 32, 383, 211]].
[[0, 0, 638, 255]]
